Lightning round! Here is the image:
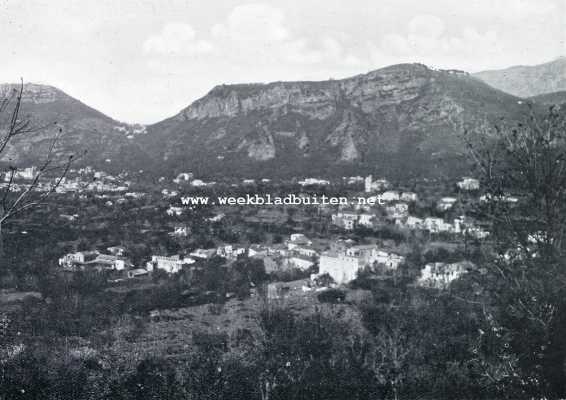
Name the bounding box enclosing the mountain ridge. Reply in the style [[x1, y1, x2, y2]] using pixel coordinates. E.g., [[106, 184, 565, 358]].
[[0, 62, 533, 179], [474, 57, 566, 98], [140, 63, 524, 179]]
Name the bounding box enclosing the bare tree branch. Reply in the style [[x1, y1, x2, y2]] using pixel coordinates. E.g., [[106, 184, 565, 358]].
[[0, 79, 79, 261]]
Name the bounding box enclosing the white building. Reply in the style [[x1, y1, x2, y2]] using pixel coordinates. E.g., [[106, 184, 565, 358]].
[[437, 197, 457, 211], [480, 194, 519, 204], [386, 203, 409, 219], [358, 213, 375, 227], [423, 217, 453, 233], [191, 179, 207, 187], [59, 251, 97, 266], [332, 215, 355, 230], [127, 268, 150, 279], [405, 216, 424, 229], [59, 251, 128, 271], [171, 226, 190, 237], [286, 256, 315, 271], [346, 176, 364, 185], [364, 175, 389, 193], [3, 166, 38, 182], [380, 191, 400, 202], [147, 255, 185, 274], [166, 206, 184, 216], [287, 234, 313, 250], [331, 212, 360, 230], [292, 246, 318, 258], [289, 233, 311, 244], [173, 172, 193, 184], [217, 245, 247, 259], [319, 244, 404, 284], [298, 178, 330, 186], [319, 253, 364, 284], [457, 178, 480, 191], [374, 250, 405, 270], [208, 213, 225, 222], [189, 249, 217, 259], [418, 261, 473, 288]]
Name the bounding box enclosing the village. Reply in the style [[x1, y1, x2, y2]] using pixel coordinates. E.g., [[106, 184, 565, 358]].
[[43, 168, 498, 301]]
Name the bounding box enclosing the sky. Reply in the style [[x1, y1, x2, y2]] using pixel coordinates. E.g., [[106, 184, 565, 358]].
[[1, 0, 565, 123]]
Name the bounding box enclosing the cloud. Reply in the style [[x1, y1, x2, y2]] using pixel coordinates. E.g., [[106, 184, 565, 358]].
[[280, 36, 364, 68], [143, 23, 214, 55], [374, 14, 504, 70], [471, 0, 557, 19], [209, 3, 362, 71], [408, 15, 445, 38], [211, 3, 290, 43]]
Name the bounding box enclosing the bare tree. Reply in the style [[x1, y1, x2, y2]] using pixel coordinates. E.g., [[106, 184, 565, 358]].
[[464, 104, 566, 397], [0, 81, 75, 265]]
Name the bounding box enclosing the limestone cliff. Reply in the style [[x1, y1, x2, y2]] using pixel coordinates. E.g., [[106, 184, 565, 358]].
[[144, 63, 524, 178]]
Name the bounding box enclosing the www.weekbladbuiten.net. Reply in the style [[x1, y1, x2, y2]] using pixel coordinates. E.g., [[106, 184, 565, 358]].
[[180, 193, 387, 207]]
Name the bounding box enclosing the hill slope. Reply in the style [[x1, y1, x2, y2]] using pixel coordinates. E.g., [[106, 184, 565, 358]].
[[529, 91, 566, 105], [142, 64, 524, 179], [0, 83, 147, 171], [474, 57, 566, 98]]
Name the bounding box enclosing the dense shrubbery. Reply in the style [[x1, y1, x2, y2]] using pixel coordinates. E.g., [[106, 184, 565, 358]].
[[0, 290, 513, 400]]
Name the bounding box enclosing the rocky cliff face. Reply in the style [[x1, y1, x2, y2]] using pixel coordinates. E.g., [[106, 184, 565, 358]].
[[0, 83, 67, 104], [180, 64, 430, 121], [144, 63, 523, 179]]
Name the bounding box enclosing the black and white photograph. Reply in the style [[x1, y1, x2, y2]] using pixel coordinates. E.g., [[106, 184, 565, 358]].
[[1, 0, 566, 398]]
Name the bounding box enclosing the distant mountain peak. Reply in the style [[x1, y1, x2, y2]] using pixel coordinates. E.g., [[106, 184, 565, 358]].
[[474, 57, 566, 97]]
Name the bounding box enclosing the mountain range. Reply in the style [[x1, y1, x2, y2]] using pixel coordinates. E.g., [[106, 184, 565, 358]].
[[1, 58, 565, 180]]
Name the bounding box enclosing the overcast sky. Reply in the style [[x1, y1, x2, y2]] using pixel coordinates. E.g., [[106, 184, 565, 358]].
[[1, 0, 565, 123]]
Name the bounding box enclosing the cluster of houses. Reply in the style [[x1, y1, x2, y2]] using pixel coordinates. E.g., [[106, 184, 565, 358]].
[[329, 175, 489, 239], [58, 232, 472, 290], [53, 168, 130, 194], [331, 189, 418, 230], [58, 246, 131, 272], [0, 166, 44, 193], [1, 166, 38, 181], [397, 215, 489, 238], [54, 172, 487, 292], [0, 166, 129, 194], [332, 209, 489, 238]]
